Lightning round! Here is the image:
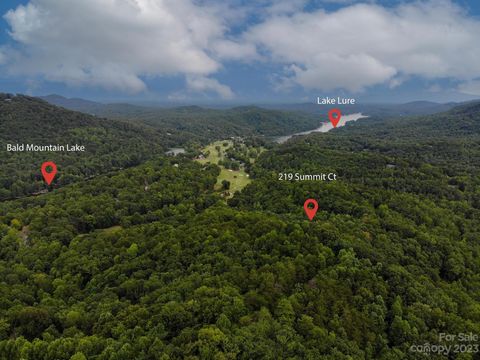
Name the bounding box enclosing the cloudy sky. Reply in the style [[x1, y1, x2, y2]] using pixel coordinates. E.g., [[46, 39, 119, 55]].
[[1, 0, 480, 103]]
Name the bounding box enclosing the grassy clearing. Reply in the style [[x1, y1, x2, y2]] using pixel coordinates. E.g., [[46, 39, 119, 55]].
[[196, 140, 231, 165], [195, 140, 251, 196], [102, 225, 123, 234], [217, 168, 250, 193]]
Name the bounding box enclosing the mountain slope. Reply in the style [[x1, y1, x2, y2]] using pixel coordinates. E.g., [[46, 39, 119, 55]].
[[0, 94, 165, 200], [131, 105, 322, 138], [40, 94, 106, 114], [228, 102, 480, 356], [0, 100, 479, 358], [40, 95, 324, 139]]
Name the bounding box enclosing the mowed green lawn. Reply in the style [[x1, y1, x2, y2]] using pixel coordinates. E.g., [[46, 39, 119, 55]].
[[195, 140, 230, 166], [196, 140, 251, 195], [217, 168, 250, 193]]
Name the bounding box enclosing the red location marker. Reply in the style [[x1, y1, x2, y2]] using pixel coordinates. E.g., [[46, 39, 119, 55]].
[[328, 108, 342, 128], [41, 161, 57, 185], [303, 199, 318, 221]]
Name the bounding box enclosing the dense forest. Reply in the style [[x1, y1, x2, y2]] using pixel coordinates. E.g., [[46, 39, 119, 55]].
[[0, 97, 479, 359], [0, 94, 168, 200], [41, 95, 323, 139]]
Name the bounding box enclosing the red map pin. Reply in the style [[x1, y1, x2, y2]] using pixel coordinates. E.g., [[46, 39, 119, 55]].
[[328, 108, 342, 128], [304, 199, 318, 221], [41, 161, 57, 185]]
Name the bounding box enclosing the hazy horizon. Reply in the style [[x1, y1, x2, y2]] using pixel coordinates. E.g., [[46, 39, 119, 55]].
[[31, 93, 479, 108]]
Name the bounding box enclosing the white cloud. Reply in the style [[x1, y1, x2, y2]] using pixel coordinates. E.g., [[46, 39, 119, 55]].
[[289, 54, 396, 92], [458, 80, 480, 96], [3, 0, 480, 97], [389, 76, 406, 89], [244, 0, 480, 92], [186, 75, 234, 99], [3, 0, 235, 94]]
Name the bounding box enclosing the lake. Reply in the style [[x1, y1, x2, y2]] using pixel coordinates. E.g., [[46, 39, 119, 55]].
[[275, 113, 368, 144], [165, 148, 186, 156]]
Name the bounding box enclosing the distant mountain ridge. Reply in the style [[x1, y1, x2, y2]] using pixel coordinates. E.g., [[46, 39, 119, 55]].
[[40, 94, 148, 116], [39, 95, 324, 138], [37, 94, 480, 149], [40, 94, 468, 122], [266, 100, 461, 117], [40, 94, 102, 111]]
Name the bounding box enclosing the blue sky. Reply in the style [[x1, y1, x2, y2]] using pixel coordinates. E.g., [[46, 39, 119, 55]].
[[1, 0, 480, 104]]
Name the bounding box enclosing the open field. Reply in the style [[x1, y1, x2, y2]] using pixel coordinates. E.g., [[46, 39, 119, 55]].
[[195, 140, 251, 195], [195, 140, 232, 166]]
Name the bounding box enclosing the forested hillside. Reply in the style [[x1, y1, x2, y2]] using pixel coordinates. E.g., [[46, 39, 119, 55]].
[[0, 101, 479, 359], [230, 104, 480, 356], [0, 94, 167, 200], [0, 94, 322, 201], [41, 95, 322, 140]]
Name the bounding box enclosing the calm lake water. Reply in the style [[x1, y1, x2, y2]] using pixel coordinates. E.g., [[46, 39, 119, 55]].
[[275, 113, 368, 144], [165, 148, 186, 156]]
